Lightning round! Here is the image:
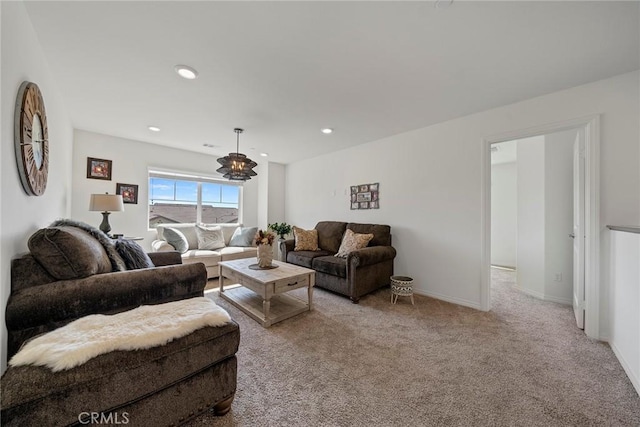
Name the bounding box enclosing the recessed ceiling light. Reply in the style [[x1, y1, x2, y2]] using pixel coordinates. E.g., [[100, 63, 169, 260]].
[[148, 126, 161, 132], [321, 128, 333, 134], [203, 143, 216, 148], [434, 0, 453, 9], [174, 65, 198, 80], [260, 153, 269, 157]]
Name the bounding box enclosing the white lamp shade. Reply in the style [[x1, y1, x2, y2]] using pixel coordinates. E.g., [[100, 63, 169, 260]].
[[89, 194, 125, 212]]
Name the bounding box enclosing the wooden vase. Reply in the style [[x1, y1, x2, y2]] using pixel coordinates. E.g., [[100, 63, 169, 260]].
[[257, 244, 273, 268]]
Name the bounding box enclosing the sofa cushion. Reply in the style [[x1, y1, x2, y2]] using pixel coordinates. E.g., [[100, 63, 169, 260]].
[[347, 223, 391, 247], [335, 229, 374, 258], [219, 246, 258, 262], [229, 227, 258, 247], [163, 227, 189, 253], [312, 256, 347, 278], [315, 221, 347, 253], [196, 225, 226, 250], [182, 250, 222, 267], [28, 226, 112, 280], [115, 239, 155, 270], [287, 250, 332, 269], [1, 321, 239, 427], [293, 226, 319, 251]]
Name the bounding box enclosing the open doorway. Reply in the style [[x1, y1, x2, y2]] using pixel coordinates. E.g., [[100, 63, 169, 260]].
[[480, 115, 600, 339], [490, 130, 577, 309]]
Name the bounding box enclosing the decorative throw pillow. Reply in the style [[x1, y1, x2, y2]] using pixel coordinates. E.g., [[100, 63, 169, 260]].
[[335, 229, 374, 258], [163, 227, 189, 253], [229, 226, 258, 247], [195, 225, 226, 250], [115, 239, 155, 270], [293, 226, 319, 251], [28, 226, 113, 280]]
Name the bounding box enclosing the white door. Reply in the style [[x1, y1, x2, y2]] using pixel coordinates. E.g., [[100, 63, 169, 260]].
[[572, 131, 586, 329]]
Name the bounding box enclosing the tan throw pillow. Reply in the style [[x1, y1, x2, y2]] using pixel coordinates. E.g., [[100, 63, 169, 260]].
[[293, 226, 319, 251], [196, 225, 226, 250], [335, 229, 374, 258]]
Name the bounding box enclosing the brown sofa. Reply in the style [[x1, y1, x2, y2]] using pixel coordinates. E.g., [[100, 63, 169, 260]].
[[280, 221, 396, 303], [2, 223, 239, 426], [6, 236, 205, 359]]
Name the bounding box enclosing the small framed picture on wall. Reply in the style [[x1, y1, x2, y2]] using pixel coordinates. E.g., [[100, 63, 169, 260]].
[[350, 182, 380, 210], [116, 183, 139, 204], [86, 157, 112, 180]]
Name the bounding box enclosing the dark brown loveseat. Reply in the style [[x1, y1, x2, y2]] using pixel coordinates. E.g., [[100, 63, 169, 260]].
[[280, 221, 396, 303], [2, 223, 239, 426]]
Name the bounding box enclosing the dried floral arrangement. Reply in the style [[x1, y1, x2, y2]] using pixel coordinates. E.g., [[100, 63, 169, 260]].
[[254, 229, 275, 246]]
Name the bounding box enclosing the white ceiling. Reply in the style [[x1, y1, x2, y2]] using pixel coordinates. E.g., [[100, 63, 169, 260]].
[[24, 1, 639, 165]]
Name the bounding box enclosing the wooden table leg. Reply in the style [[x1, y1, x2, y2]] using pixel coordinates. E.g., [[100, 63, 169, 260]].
[[219, 266, 225, 293], [308, 273, 315, 310], [263, 298, 271, 326]]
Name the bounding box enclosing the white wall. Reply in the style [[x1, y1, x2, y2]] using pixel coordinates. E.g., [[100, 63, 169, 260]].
[[71, 130, 263, 250], [255, 161, 286, 256], [608, 229, 640, 395], [0, 2, 73, 371], [516, 136, 546, 298], [257, 162, 270, 230], [490, 156, 517, 268], [268, 163, 286, 226], [544, 129, 577, 303], [285, 71, 640, 332]]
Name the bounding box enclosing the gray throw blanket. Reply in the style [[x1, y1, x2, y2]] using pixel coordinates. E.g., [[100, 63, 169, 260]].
[[50, 219, 127, 272]]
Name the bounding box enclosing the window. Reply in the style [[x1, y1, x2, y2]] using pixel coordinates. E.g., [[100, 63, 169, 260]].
[[148, 171, 240, 228]]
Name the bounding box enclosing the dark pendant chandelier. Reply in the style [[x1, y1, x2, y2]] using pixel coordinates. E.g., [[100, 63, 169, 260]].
[[216, 128, 257, 181]]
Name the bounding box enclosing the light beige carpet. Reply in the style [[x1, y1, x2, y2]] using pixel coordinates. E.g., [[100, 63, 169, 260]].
[[188, 269, 640, 426]]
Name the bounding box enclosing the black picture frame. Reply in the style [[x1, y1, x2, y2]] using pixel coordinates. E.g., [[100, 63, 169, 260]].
[[87, 157, 112, 180], [116, 183, 138, 204]]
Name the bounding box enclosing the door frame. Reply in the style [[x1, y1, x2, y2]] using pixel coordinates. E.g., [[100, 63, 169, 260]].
[[480, 114, 600, 339]]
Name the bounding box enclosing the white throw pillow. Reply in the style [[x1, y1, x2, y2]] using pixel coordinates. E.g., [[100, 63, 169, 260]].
[[196, 225, 226, 250], [229, 226, 258, 247]]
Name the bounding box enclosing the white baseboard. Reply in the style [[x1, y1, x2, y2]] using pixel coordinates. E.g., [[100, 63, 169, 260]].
[[512, 285, 571, 306], [412, 288, 483, 311], [609, 341, 640, 397]]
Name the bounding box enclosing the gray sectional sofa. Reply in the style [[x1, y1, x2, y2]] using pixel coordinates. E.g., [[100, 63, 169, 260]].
[[280, 221, 396, 303]]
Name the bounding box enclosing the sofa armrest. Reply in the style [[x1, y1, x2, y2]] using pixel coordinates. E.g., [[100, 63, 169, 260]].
[[347, 246, 396, 268], [152, 239, 175, 252], [280, 239, 295, 261], [148, 251, 182, 266], [6, 263, 207, 332]]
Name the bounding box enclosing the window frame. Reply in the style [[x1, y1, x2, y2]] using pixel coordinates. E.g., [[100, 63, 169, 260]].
[[148, 169, 243, 229]]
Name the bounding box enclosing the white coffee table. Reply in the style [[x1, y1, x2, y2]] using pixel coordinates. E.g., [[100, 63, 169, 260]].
[[218, 258, 315, 327]]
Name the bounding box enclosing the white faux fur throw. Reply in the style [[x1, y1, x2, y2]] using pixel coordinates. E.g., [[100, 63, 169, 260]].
[[9, 297, 231, 372]]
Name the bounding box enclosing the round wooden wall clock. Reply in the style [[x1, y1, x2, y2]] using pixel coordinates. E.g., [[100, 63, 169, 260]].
[[14, 81, 49, 196]]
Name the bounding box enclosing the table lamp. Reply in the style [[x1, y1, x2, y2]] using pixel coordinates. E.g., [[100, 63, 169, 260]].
[[89, 193, 124, 235]]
